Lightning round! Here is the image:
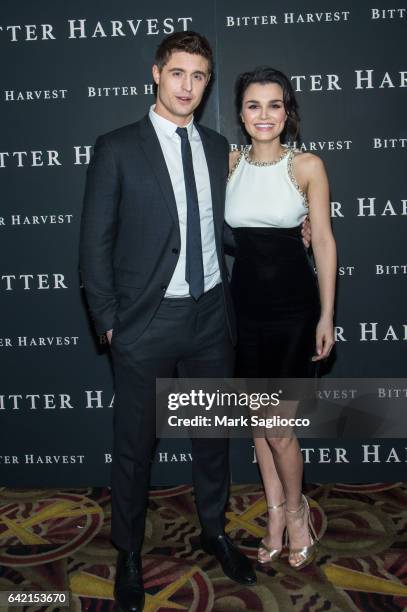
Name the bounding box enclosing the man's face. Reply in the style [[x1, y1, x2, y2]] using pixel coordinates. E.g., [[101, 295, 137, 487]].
[[152, 51, 210, 125]]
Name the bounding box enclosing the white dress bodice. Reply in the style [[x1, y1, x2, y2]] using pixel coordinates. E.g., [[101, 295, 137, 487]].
[[225, 146, 308, 228]]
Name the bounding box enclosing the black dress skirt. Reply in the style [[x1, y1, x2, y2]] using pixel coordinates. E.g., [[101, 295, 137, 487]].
[[231, 225, 320, 378]]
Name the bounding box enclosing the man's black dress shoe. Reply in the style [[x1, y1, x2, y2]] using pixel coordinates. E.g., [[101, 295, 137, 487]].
[[114, 550, 145, 612], [200, 533, 256, 585]]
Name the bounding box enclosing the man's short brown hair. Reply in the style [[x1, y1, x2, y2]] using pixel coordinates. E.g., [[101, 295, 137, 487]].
[[154, 31, 213, 73]]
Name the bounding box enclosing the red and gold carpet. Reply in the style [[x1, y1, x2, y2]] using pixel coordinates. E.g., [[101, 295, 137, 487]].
[[1, 483, 407, 611]]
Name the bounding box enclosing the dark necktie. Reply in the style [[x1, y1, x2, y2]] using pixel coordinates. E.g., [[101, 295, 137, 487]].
[[176, 127, 204, 300]]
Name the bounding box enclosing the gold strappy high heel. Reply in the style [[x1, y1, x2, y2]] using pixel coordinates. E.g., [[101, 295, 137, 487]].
[[285, 494, 318, 569], [257, 499, 286, 564]]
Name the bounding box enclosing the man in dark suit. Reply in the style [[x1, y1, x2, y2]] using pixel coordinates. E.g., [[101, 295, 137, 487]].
[[80, 32, 255, 612]]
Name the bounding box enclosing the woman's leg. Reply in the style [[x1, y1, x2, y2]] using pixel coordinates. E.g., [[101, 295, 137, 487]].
[[238, 311, 316, 564], [254, 437, 286, 561], [266, 434, 312, 565], [257, 309, 318, 565]]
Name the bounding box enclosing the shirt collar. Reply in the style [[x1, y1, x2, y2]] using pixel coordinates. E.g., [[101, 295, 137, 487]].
[[149, 104, 194, 139]]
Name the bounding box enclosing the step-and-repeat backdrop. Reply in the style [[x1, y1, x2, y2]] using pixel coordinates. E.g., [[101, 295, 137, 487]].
[[1, 1, 406, 486]]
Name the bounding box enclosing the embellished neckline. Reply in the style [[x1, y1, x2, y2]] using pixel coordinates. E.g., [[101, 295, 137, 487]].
[[227, 145, 309, 207], [243, 144, 290, 167]]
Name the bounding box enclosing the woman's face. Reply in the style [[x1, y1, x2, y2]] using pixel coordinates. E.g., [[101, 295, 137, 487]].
[[240, 82, 287, 143]]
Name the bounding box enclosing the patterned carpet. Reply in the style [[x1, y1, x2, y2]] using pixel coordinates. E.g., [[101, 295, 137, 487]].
[[1, 483, 407, 611]]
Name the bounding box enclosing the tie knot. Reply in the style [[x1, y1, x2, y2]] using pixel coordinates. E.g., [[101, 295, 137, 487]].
[[176, 127, 188, 140]]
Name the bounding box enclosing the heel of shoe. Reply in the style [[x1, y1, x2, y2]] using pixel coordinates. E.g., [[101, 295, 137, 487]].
[[257, 499, 286, 565], [285, 494, 318, 570]]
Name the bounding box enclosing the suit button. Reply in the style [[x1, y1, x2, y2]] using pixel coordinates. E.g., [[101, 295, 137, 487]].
[[161, 285, 167, 292], [172, 248, 179, 254]]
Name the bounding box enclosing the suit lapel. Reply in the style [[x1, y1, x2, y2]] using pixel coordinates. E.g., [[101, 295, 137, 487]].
[[195, 123, 224, 235], [137, 116, 224, 242], [138, 115, 179, 227]]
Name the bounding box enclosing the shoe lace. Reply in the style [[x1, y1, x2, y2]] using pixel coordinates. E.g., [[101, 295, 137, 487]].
[[124, 553, 141, 577]]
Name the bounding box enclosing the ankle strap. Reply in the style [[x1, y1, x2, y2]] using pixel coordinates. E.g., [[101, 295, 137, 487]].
[[286, 494, 307, 514], [267, 500, 286, 510]]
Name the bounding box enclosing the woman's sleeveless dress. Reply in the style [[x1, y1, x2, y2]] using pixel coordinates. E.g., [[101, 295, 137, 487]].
[[225, 146, 320, 378]]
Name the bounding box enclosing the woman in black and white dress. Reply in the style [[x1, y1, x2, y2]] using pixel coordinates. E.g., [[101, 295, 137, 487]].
[[226, 67, 337, 569]]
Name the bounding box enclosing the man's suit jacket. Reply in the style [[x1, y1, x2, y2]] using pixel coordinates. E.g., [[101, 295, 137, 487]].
[[79, 114, 236, 345]]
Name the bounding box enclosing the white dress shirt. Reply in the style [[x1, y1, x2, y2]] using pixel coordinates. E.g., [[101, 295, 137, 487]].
[[149, 105, 221, 297]]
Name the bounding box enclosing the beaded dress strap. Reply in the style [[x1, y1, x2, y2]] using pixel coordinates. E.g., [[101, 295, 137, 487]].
[[287, 149, 309, 207], [227, 149, 244, 182]]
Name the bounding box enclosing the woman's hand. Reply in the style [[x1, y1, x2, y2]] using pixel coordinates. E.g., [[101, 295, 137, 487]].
[[312, 316, 335, 361]]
